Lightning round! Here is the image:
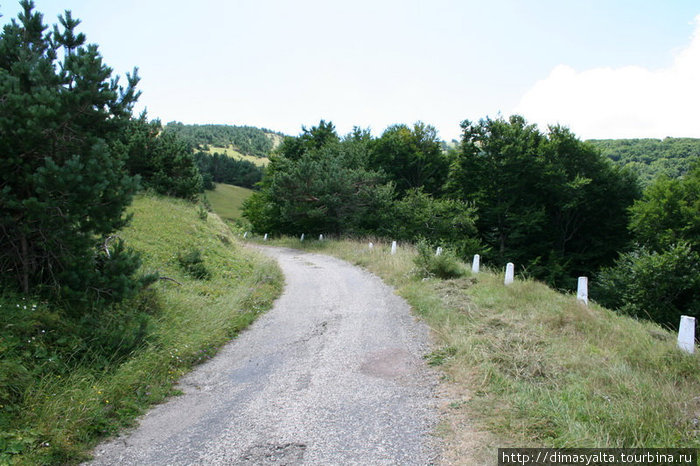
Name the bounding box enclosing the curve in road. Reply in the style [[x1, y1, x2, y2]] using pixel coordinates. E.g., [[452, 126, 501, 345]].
[[90, 246, 440, 465]]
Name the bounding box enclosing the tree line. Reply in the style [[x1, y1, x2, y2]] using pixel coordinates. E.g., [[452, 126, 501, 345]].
[[589, 137, 700, 186], [194, 151, 264, 189], [244, 119, 699, 328]]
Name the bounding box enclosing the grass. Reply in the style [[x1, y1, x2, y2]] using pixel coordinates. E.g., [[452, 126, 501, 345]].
[[0, 195, 283, 464], [250, 236, 700, 464], [205, 145, 269, 166], [205, 183, 254, 221]]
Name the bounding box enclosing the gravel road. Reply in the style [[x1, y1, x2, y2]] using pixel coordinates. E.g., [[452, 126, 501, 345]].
[[89, 246, 440, 465]]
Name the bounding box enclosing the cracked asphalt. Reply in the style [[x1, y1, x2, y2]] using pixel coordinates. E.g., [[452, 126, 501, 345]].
[[89, 246, 440, 465]]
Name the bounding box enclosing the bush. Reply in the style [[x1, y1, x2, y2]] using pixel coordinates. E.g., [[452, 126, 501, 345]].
[[413, 240, 466, 279], [596, 243, 700, 328], [177, 249, 211, 280]]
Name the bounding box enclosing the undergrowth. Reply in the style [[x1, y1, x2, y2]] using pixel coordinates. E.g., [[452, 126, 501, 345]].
[[0, 195, 282, 464]]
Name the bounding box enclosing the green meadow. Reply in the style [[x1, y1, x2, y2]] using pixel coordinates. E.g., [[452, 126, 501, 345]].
[[205, 183, 254, 221]]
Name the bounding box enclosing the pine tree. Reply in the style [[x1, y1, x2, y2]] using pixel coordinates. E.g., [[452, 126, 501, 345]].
[[0, 1, 143, 300]]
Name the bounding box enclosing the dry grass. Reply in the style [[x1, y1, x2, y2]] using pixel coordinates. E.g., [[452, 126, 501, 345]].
[[252, 236, 700, 464]]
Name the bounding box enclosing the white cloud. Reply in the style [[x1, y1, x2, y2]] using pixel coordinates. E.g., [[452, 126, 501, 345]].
[[513, 15, 700, 139]]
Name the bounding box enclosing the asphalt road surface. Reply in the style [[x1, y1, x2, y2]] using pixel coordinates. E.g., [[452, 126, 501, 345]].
[[89, 246, 440, 465]]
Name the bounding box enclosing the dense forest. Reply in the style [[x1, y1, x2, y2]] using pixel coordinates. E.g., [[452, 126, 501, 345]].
[[163, 122, 283, 157], [588, 137, 700, 185], [244, 119, 699, 326]]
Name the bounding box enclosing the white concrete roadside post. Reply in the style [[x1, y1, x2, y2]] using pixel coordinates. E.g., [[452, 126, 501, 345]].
[[300, 233, 305, 242], [369, 242, 374, 251], [504, 263, 514, 285], [678, 315, 696, 354], [436, 247, 443, 256], [577, 276, 589, 306], [243, 231, 248, 239], [391, 241, 397, 255], [472, 254, 480, 274], [263, 233, 268, 241], [319, 234, 324, 241]]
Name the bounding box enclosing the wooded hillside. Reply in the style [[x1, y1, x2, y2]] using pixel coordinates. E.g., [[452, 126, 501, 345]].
[[164, 122, 284, 158], [588, 137, 700, 185]]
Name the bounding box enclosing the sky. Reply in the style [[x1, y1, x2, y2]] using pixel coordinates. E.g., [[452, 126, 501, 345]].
[[3, 0, 700, 141]]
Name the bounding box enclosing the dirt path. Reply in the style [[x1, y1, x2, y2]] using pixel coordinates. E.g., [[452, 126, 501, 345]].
[[89, 246, 440, 465]]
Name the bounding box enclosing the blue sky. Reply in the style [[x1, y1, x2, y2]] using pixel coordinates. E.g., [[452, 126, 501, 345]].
[[3, 0, 700, 140]]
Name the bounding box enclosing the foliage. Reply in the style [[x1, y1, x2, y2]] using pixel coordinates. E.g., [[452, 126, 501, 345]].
[[164, 122, 282, 158], [243, 121, 395, 236], [589, 137, 700, 186], [0, 1, 145, 301], [370, 122, 449, 195], [121, 116, 203, 200], [194, 150, 263, 189], [413, 239, 466, 279], [628, 163, 700, 251], [596, 243, 700, 327], [448, 116, 640, 288], [595, 164, 700, 327], [177, 248, 210, 280], [392, 189, 480, 257], [0, 195, 283, 463]]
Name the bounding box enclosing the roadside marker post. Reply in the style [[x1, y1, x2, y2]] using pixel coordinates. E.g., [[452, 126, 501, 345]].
[[577, 277, 589, 305], [472, 254, 480, 273], [678, 315, 696, 354], [504, 263, 514, 285]]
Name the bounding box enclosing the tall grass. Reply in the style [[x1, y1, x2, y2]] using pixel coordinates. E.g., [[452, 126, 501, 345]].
[[254, 236, 700, 463], [1, 195, 283, 464]]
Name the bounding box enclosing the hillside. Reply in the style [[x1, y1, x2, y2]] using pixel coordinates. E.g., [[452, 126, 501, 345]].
[[206, 183, 254, 221], [0, 195, 282, 464], [251, 236, 700, 463], [588, 137, 700, 185], [204, 145, 269, 167], [164, 122, 283, 159]]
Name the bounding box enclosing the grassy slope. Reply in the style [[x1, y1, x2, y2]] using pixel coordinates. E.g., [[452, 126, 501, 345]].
[[206, 145, 269, 166], [253, 237, 700, 464], [205, 183, 254, 221], [5, 195, 282, 464]]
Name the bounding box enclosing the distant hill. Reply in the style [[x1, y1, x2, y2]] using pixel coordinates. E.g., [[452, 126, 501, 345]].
[[587, 137, 700, 186], [164, 122, 285, 158]]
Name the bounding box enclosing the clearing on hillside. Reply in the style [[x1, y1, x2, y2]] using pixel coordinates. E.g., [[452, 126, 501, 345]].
[[206, 145, 269, 166], [206, 183, 254, 221]]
